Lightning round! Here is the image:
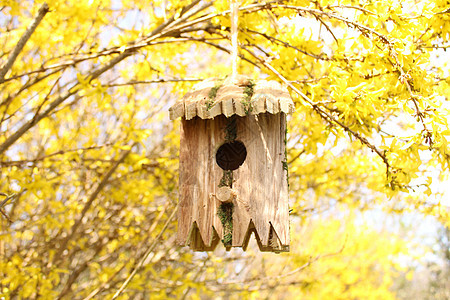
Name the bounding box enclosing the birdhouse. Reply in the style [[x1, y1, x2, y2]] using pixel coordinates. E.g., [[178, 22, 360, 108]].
[[169, 75, 295, 252]]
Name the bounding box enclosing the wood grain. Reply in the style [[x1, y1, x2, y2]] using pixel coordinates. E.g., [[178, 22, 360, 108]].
[[177, 113, 289, 252], [169, 77, 295, 121]]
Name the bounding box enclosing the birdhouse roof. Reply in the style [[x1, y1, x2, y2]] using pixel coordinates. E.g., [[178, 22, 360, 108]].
[[169, 75, 295, 120]]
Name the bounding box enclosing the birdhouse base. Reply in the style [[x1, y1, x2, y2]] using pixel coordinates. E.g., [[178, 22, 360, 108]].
[[184, 221, 289, 253]]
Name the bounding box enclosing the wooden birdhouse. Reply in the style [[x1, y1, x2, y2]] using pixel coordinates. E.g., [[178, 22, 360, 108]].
[[169, 75, 295, 252]]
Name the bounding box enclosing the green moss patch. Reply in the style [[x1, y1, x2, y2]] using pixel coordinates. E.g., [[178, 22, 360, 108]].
[[206, 79, 224, 111], [225, 116, 237, 142], [218, 202, 234, 247], [283, 127, 289, 189], [241, 79, 255, 115], [219, 170, 233, 187]]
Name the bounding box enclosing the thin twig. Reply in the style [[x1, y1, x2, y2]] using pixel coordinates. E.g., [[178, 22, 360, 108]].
[[0, 0, 211, 155], [0, 143, 113, 166], [245, 28, 328, 60], [0, 3, 50, 84], [102, 78, 204, 87], [0, 50, 132, 156], [327, 5, 376, 15], [243, 47, 393, 178], [0, 68, 61, 107], [49, 146, 133, 267], [57, 241, 105, 299], [0, 193, 16, 208], [276, 4, 391, 44], [0, 209, 12, 223], [181, 259, 208, 300], [388, 46, 432, 146], [112, 204, 178, 299], [82, 201, 171, 300], [0, 193, 15, 223], [314, 14, 339, 44], [420, 45, 450, 49]]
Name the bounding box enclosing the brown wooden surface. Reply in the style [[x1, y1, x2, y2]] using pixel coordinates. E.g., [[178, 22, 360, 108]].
[[177, 113, 289, 251], [177, 116, 227, 248], [169, 76, 295, 121], [233, 113, 289, 249]]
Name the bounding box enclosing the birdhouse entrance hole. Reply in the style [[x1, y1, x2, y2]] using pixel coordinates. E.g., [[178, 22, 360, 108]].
[[216, 141, 247, 171]]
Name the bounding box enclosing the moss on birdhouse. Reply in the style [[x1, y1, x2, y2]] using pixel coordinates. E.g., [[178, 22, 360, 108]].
[[283, 127, 289, 189], [225, 116, 237, 142], [206, 79, 224, 111], [241, 79, 255, 115], [219, 170, 233, 187], [218, 202, 234, 246]]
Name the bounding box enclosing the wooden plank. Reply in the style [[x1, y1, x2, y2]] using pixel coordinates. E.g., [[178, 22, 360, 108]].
[[265, 96, 275, 114], [206, 102, 221, 119], [177, 119, 197, 245], [233, 113, 289, 248], [234, 99, 246, 116], [169, 102, 184, 120], [196, 98, 207, 119], [177, 117, 227, 249], [231, 162, 252, 246], [221, 98, 234, 117], [279, 97, 293, 114], [270, 113, 289, 246], [252, 96, 266, 114], [185, 102, 197, 120]]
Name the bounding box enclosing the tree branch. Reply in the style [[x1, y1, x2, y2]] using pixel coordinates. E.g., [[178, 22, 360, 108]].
[[112, 204, 178, 299], [0, 50, 133, 156], [57, 241, 105, 299], [49, 146, 133, 267], [0, 3, 50, 84], [275, 4, 391, 44], [243, 47, 394, 181], [0, 143, 113, 167], [327, 5, 376, 15], [103, 78, 204, 87], [0, 0, 209, 156], [244, 28, 329, 60]]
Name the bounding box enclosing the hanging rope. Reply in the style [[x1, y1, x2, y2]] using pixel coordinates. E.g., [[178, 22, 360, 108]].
[[231, 0, 239, 80]]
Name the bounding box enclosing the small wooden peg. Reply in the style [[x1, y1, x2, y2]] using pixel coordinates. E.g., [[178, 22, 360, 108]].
[[216, 186, 236, 203]]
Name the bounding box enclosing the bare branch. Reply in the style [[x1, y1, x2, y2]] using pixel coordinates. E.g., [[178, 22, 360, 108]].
[[0, 0, 213, 155], [1, 38, 222, 83], [49, 146, 133, 267], [0, 208, 12, 223], [244, 28, 329, 60], [82, 202, 171, 300], [314, 14, 339, 44], [0, 1, 277, 84], [421, 45, 450, 49], [0, 3, 50, 84], [0, 193, 16, 208], [112, 204, 178, 299], [275, 4, 391, 44], [0, 50, 133, 156], [57, 241, 105, 299], [243, 47, 394, 181], [327, 5, 376, 15], [0, 143, 114, 167], [103, 78, 204, 87]]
